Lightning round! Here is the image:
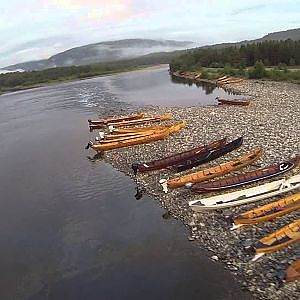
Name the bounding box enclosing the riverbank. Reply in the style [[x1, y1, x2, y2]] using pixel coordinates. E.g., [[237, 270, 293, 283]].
[[0, 64, 167, 96], [103, 79, 300, 299]]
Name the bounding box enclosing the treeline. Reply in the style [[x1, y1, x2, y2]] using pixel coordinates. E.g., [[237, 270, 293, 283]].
[[0, 53, 174, 92], [170, 39, 300, 71]]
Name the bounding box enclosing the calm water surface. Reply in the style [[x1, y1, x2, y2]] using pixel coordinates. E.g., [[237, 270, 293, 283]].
[[0, 66, 252, 300]]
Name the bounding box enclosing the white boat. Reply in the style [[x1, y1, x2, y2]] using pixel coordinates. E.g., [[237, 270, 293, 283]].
[[189, 174, 300, 211]]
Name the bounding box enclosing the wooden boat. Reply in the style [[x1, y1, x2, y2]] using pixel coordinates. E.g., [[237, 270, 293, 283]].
[[192, 155, 300, 193], [189, 174, 300, 211], [131, 138, 227, 175], [98, 131, 158, 144], [252, 219, 300, 261], [232, 192, 300, 230], [174, 137, 243, 172], [101, 131, 157, 140], [286, 259, 300, 282], [89, 113, 172, 130], [88, 112, 144, 125], [217, 75, 228, 82], [217, 78, 243, 85], [86, 121, 186, 152], [216, 97, 250, 106], [160, 148, 262, 193], [109, 124, 172, 134]]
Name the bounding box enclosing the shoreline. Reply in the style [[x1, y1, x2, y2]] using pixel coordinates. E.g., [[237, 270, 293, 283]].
[[102, 79, 300, 299], [0, 64, 168, 96]]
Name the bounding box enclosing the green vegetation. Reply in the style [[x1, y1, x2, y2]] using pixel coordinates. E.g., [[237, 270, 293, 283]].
[[170, 39, 300, 83], [0, 56, 170, 93]]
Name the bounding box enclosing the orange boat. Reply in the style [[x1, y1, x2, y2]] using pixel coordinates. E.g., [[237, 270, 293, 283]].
[[86, 121, 186, 152], [232, 192, 300, 229], [110, 124, 173, 134], [216, 97, 250, 106], [252, 219, 300, 261], [88, 112, 144, 125], [160, 148, 262, 192], [99, 130, 158, 143], [286, 259, 300, 282]]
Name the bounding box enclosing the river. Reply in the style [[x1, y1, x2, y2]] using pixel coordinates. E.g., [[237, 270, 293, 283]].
[[0, 66, 252, 300]]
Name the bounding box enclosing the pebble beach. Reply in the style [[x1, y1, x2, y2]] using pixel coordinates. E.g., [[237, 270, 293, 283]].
[[103, 78, 300, 300]]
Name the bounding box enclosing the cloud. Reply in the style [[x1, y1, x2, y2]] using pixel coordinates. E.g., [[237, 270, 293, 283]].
[[47, 0, 134, 22]]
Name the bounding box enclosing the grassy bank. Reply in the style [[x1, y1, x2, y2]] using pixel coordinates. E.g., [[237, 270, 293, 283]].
[[179, 65, 300, 84], [0, 61, 166, 95]]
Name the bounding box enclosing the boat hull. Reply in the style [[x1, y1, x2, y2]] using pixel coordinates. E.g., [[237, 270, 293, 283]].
[[233, 192, 300, 227], [88, 112, 144, 125], [189, 174, 300, 211], [286, 259, 300, 282], [192, 156, 300, 193], [174, 137, 243, 172], [255, 219, 300, 255], [132, 138, 227, 174], [161, 148, 262, 192]]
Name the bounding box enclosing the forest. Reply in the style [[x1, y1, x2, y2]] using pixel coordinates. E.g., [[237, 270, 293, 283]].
[[169, 39, 300, 82], [170, 39, 300, 70]]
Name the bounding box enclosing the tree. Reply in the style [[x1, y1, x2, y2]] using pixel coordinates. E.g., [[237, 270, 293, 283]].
[[248, 60, 266, 79]]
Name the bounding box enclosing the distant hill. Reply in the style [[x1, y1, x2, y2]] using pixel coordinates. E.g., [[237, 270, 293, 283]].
[[200, 27, 300, 49], [2, 28, 300, 73], [3, 39, 193, 72]]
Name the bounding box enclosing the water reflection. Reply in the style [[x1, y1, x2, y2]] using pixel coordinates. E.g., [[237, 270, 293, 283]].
[[134, 186, 146, 200], [171, 75, 241, 96], [162, 211, 172, 220]]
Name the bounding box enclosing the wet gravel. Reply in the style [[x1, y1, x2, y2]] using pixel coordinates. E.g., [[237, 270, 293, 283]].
[[101, 79, 300, 300]]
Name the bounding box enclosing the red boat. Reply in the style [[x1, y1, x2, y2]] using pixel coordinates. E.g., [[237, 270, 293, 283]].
[[216, 97, 250, 106]]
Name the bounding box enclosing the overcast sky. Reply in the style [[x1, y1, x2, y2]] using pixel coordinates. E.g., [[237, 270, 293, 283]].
[[1, 0, 299, 68]]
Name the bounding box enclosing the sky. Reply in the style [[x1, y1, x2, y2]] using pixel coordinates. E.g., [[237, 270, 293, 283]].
[[0, 0, 299, 68]]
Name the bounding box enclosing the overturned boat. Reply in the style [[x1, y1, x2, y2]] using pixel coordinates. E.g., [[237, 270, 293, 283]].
[[189, 174, 300, 211], [160, 148, 262, 193], [131, 138, 227, 175], [191, 155, 300, 193]]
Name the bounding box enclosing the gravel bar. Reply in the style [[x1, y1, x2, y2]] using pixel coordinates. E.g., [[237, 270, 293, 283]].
[[102, 79, 300, 300]]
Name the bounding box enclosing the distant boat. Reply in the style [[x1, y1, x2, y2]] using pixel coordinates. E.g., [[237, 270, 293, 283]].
[[216, 97, 250, 106]]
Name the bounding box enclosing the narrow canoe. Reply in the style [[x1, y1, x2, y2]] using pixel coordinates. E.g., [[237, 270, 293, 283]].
[[89, 113, 172, 130], [232, 192, 300, 229], [286, 259, 300, 282], [174, 137, 243, 172], [110, 124, 172, 134], [217, 78, 243, 85], [252, 219, 300, 261], [217, 75, 228, 81], [160, 148, 262, 193], [102, 130, 157, 140], [189, 174, 300, 211], [88, 112, 144, 125], [99, 131, 158, 143], [192, 155, 300, 193], [217, 98, 250, 106], [86, 121, 186, 152], [131, 138, 227, 175]]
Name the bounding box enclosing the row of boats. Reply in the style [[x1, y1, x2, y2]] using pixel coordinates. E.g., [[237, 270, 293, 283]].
[[85, 111, 300, 283], [172, 71, 250, 106]]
